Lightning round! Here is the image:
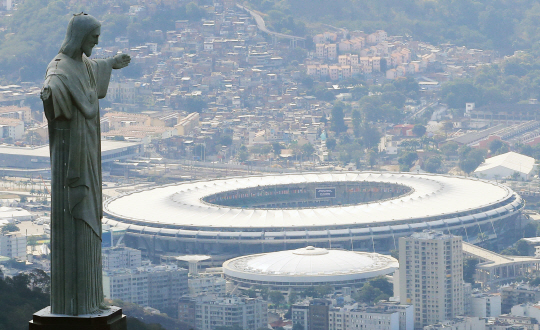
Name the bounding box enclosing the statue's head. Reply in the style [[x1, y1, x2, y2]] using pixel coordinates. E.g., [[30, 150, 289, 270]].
[[59, 13, 101, 58]]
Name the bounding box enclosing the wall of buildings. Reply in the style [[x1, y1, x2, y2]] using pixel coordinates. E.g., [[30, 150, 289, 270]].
[[0, 233, 26, 260]]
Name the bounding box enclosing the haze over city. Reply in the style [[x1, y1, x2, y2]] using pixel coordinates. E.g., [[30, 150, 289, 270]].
[[2, 0, 540, 329]]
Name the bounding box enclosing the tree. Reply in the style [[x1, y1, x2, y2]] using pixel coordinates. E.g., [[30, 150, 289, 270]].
[[185, 96, 206, 113], [272, 142, 284, 156], [353, 283, 389, 304], [1, 223, 19, 234], [440, 142, 459, 158], [459, 147, 486, 174], [20, 196, 27, 204], [331, 103, 347, 134], [516, 239, 530, 256], [488, 139, 504, 154], [360, 124, 381, 149], [219, 135, 233, 147], [398, 152, 418, 171], [269, 290, 285, 306], [256, 285, 269, 300], [288, 290, 299, 304], [423, 156, 442, 173], [301, 143, 315, 160], [463, 259, 479, 284], [352, 110, 362, 137], [315, 284, 333, 297], [27, 235, 39, 246], [237, 149, 249, 163], [442, 121, 454, 138], [412, 124, 426, 137], [367, 150, 378, 169], [368, 276, 393, 296], [246, 288, 257, 298], [326, 138, 337, 151], [441, 80, 480, 110]]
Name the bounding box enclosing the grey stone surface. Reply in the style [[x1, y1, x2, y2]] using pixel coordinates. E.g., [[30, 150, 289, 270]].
[[39, 13, 130, 316], [29, 306, 127, 330]]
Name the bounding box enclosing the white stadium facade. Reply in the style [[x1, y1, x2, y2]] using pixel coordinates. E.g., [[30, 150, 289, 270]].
[[222, 246, 399, 291], [103, 172, 524, 257]]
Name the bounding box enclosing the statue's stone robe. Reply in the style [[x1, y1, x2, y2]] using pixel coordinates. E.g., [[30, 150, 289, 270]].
[[43, 53, 112, 315]]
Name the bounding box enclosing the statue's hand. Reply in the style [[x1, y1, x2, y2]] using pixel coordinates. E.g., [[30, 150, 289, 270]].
[[40, 85, 51, 101], [112, 54, 131, 69]]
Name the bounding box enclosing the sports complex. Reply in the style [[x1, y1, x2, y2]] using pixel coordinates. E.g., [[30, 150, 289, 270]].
[[103, 172, 525, 256]]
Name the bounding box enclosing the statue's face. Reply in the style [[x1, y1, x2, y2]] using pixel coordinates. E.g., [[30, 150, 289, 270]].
[[82, 26, 100, 57]]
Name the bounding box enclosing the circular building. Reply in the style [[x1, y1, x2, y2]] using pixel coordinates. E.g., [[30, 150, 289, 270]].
[[103, 172, 524, 256], [223, 246, 398, 291]]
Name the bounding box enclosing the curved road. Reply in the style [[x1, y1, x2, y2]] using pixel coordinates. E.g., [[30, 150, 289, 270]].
[[237, 4, 305, 41]]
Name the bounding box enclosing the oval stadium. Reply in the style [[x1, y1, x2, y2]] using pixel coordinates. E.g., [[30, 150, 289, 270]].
[[103, 172, 524, 257]]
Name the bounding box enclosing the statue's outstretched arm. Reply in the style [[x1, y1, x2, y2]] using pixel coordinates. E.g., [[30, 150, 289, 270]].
[[110, 54, 131, 70]]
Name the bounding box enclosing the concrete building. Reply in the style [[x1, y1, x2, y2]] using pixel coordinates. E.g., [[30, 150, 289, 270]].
[[501, 284, 540, 313], [292, 299, 331, 330], [0, 207, 34, 222], [0, 117, 24, 140], [471, 293, 501, 318], [463, 243, 540, 290], [103, 264, 188, 315], [423, 317, 485, 330], [102, 246, 142, 270], [378, 301, 415, 330], [511, 303, 540, 322], [399, 231, 464, 329], [188, 274, 226, 296], [491, 314, 540, 330], [191, 296, 267, 330], [0, 106, 31, 122], [0, 140, 143, 175], [329, 301, 413, 330], [0, 233, 26, 260], [474, 152, 536, 180], [175, 112, 199, 136], [106, 81, 137, 104]]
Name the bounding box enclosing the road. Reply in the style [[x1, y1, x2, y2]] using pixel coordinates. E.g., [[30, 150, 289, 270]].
[[236, 4, 305, 41]]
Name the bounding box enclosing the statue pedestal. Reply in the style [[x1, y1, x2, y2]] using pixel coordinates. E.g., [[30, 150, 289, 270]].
[[29, 306, 126, 330]]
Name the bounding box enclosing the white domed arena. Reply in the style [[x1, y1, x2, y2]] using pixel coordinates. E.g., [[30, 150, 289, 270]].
[[223, 246, 398, 291], [103, 172, 524, 257]]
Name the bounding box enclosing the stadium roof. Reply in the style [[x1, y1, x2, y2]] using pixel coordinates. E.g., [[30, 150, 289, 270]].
[[0, 140, 142, 157], [223, 247, 398, 283], [104, 172, 514, 229]]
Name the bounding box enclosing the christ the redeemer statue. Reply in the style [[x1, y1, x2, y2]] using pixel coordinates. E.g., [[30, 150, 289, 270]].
[[40, 13, 130, 316]]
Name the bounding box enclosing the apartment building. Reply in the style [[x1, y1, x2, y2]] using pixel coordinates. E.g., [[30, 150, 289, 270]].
[[292, 299, 331, 330], [0, 233, 26, 260], [329, 303, 412, 330], [316, 43, 337, 60], [102, 246, 142, 270], [500, 284, 540, 313], [424, 317, 485, 330], [399, 231, 464, 329], [191, 296, 267, 330], [188, 274, 226, 296], [470, 293, 501, 318], [103, 264, 188, 315]]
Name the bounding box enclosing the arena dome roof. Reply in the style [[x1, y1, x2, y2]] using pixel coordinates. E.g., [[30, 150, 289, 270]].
[[222, 246, 398, 284]]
